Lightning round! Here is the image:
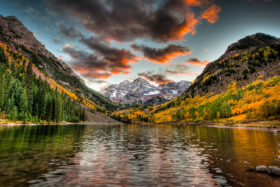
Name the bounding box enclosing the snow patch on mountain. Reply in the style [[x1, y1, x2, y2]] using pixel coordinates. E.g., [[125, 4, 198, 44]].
[[101, 78, 191, 105]]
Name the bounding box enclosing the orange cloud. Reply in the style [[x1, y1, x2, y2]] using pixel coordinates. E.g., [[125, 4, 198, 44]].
[[185, 0, 202, 6], [173, 11, 199, 40], [184, 58, 210, 66], [171, 3, 221, 41], [147, 50, 192, 64], [74, 67, 112, 79], [201, 4, 221, 24]]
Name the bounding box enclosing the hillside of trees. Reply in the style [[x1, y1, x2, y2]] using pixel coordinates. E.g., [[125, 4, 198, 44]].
[[0, 44, 86, 123], [0, 15, 117, 112]]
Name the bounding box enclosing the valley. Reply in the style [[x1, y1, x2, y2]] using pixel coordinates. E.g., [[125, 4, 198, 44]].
[[0, 15, 280, 127]]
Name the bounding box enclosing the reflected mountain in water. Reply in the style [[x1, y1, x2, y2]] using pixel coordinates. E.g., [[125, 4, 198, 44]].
[[0, 125, 280, 186]]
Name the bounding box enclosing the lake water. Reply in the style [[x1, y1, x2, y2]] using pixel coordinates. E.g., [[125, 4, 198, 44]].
[[0, 124, 280, 186]]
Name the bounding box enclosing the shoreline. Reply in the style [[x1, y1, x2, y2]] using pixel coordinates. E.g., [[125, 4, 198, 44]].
[[2, 120, 280, 132], [0, 120, 123, 126], [133, 120, 280, 131], [0, 121, 123, 126]]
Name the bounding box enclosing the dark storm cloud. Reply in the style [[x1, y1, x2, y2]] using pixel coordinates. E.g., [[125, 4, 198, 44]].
[[58, 23, 83, 39], [63, 47, 111, 79], [131, 44, 191, 64], [63, 40, 140, 79], [47, 0, 221, 42], [81, 37, 138, 66]]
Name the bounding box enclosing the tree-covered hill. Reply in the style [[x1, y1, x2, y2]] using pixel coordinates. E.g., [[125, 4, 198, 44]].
[[0, 15, 117, 112], [0, 43, 86, 123]]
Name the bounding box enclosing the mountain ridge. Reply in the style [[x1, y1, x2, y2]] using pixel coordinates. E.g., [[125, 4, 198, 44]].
[[180, 33, 280, 99], [152, 32, 280, 120], [101, 78, 191, 105]]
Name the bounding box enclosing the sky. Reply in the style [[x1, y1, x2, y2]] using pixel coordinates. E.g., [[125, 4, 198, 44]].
[[0, 0, 279, 91]]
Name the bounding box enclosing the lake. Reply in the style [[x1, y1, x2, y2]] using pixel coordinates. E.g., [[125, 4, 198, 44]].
[[0, 124, 280, 186]]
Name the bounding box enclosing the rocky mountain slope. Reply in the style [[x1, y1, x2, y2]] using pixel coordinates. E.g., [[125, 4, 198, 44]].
[[0, 15, 117, 111], [181, 33, 280, 99], [101, 78, 191, 105], [150, 33, 280, 122]]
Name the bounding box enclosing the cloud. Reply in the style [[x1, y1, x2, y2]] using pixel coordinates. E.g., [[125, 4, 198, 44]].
[[63, 47, 111, 79], [47, 0, 221, 42], [184, 58, 210, 66], [47, 0, 219, 85], [81, 37, 140, 66], [138, 71, 174, 84], [131, 44, 191, 64], [185, 0, 203, 6], [88, 78, 108, 84], [63, 38, 140, 79], [201, 4, 221, 24], [57, 23, 83, 39], [138, 62, 198, 84]]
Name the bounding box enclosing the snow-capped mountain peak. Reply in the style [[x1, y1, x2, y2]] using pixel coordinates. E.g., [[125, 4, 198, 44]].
[[101, 78, 191, 105]]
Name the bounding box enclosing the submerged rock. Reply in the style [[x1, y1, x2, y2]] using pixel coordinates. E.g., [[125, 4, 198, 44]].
[[256, 165, 268, 173]]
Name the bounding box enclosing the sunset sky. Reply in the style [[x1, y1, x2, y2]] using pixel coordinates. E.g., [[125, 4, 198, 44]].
[[0, 0, 279, 90]]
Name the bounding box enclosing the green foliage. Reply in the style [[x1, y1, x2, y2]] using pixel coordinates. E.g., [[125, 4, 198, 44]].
[[259, 99, 280, 120], [111, 114, 131, 123], [0, 46, 86, 123]]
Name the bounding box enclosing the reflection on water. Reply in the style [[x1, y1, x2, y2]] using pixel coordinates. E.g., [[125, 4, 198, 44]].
[[0, 125, 280, 186]]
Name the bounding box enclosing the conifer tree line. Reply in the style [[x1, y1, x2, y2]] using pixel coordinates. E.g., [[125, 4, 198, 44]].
[[0, 46, 87, 123]]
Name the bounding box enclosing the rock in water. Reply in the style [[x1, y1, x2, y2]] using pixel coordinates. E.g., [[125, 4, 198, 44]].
[[256, 165, 268, 173], [268, 166, 280, 176]]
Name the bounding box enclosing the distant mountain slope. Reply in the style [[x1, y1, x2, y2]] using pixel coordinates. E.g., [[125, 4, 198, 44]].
[[151, 33, 280, 122], [101, 78, 191, 105], [0, 15, 117, 111], [181, 33, 280, 98]]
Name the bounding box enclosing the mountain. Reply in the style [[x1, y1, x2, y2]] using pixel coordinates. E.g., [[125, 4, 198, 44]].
[[181, 33, 280, 98], [0, 15, 117, 112], [152, 33, 280, 122], [113, 33, 280, 123], [0, 42, 87, 123], [159, 81, 192, 99], [101, 78, 191, 105]]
